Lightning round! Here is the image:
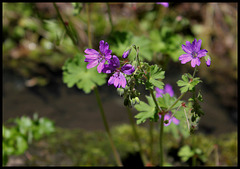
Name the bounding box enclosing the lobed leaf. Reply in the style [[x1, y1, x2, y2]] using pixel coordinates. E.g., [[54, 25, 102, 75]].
[[149, 64, 165, 89], [134, 96, 157, 125], [62, 53, 107, 94]]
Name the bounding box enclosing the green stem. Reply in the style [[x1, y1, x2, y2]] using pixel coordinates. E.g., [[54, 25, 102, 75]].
[[166, 66, 198, 113], [166, 92, 186, 112], [53, 3, 78, 47], [192, 66, 197, 78], [126, 107, 147, 165], [150, 89, 162, 112], [106, 3, 114, 32], [149, 121, 154, 164], [150, 89, 164, 166], [159, 114, 164, 166], [94, 87, 123, 166], [192, 134, 197, 166]]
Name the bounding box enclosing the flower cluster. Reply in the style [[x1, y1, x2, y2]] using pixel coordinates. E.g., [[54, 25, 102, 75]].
[[156, 84, 180, 126], [84, 40, 135, 88]]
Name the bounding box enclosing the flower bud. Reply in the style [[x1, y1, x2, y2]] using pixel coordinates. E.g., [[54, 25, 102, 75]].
[[122, 49, 131, 59], [135, 97, 140, 104], [204, 55, 211, 67], [131, 98, 136, 105], [117, 88, 124, 97], [206, 58, 211, 67], [164, 120, 169, 125]]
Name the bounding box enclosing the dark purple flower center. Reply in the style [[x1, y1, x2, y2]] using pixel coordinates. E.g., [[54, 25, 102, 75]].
[[98, 52, 106, 62], [192, 51, 198, 58]]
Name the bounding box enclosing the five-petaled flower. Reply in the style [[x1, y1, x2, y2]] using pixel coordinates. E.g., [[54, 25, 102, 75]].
[[103, 55, 135, 88], [84, 40, 112, 73], [156, 84, 180, 126], [179, 39, 208, 68]]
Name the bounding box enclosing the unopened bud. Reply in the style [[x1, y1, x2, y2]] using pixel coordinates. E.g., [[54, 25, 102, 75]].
[[122, 49, 131, 59], [164, 120, 169, 124], [117, 88, 124, 97], [135, 97, 140, 104]]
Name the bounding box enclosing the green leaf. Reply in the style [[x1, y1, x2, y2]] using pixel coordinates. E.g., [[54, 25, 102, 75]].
[[149, 64, 165, 90], [15, 136, 28, 155], [178, 145, 194, 162], [134, 95, 157, 124], [157, 93, 182, 110], [177, 73, 202, 93], [62, 53, 107, 94]]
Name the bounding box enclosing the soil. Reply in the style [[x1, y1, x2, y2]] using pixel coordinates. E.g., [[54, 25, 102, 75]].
[[2, 64, 237, 136]]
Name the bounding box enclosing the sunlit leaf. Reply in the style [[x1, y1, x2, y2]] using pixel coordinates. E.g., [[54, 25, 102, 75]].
[[62, 53, 107, 94]]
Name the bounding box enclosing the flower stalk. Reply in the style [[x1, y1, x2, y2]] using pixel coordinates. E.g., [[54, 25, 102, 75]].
[[126, 107, 147, 164], [93, 87, 123, 166], [150, 89, 164, 166]]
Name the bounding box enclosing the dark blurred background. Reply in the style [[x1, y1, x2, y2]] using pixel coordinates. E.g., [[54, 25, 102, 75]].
[[3, 2, 238, 136]]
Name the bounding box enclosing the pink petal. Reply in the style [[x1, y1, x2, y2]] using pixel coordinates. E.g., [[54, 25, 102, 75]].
[[84, 49, 99, 55], [108, 76, 114, 85], [172, 117, 180, 125], [197, 49, 208, 58], [179, 54, 192, 64], [195, 39, 202, 52], [182, 44, 192, 54], [86, 60, 98, 69], [97, 59, 105, 73], [85, 54, 99, 60], [191, 58, 200, 67]]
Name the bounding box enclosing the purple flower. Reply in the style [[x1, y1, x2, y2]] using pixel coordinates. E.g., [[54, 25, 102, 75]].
[[84, 40, 112, 73], [102, 55, 120, 74], [103, 55, 135, 88], [179, 39, 208, 68], [156, 2, 169, 8], [156, 84, 179, 126], [108, 71, 127, 88], [159, 112, 180, 126], [206, 58, 211, 67], [155, 84, 174, 98]]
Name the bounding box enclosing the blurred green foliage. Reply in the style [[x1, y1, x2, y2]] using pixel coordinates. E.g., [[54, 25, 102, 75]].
[[2, 113, 55, 166], [3, 3, 78, 87], [8, 124, 237, 166]]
